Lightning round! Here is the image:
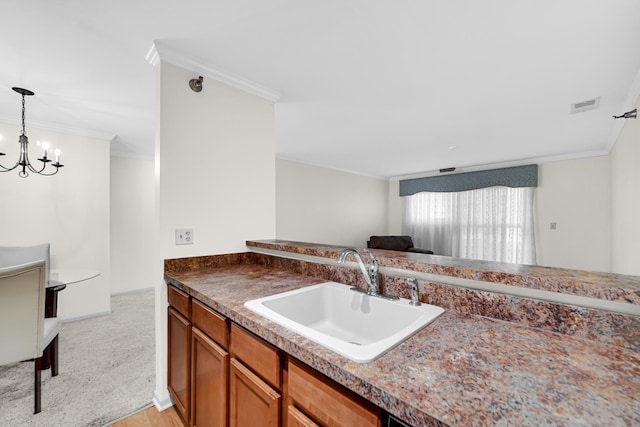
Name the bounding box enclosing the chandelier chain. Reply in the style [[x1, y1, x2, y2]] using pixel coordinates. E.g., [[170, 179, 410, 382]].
[[21, 94, 26, 135]]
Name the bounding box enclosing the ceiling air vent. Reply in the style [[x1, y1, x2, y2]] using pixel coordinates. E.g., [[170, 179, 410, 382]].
[[571, 97, 600, 114]]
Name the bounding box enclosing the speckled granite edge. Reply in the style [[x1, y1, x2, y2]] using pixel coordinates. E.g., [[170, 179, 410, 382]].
[[164, 252, 259, 273], [165, 251, 640, 352], [247, 240, 640, 305]]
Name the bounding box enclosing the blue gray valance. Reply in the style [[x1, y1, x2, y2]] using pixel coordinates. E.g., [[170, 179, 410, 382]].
[[399, 164, 538, 196]]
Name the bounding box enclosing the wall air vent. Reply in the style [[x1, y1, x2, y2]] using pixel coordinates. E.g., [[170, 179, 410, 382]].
[[571, 97, 600, 114]]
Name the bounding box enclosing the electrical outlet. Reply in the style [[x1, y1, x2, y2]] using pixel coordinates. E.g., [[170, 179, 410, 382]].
[[550, 222, 557, 230], [175, 228, 193, 245]]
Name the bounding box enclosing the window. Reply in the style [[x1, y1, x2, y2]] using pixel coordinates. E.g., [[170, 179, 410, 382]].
[[403, 186, 536, 264]]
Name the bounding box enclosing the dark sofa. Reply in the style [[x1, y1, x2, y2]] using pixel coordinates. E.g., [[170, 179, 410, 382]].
[[366, 235, 434, 254]]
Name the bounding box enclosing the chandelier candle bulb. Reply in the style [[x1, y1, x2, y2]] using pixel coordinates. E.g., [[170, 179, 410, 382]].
[[55, 149, 60, 163]]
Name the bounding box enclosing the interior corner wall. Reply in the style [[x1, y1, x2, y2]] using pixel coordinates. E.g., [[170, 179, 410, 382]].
[[110, 155, 155, 294], [154, 60, 276, 407], [387, 178, 403, 235], [158, 61, 276, 259], [610, 98, 640, 276], [535, 156, 611, 272], [0, 123, 111, 320], [275, 159, 389, 247]]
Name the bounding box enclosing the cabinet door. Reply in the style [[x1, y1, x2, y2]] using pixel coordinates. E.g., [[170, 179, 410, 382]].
[[287, 404, 319, 427], [229, 358, 280, 427], [168, 306, 191, 424], [191, 327, 229, 427]]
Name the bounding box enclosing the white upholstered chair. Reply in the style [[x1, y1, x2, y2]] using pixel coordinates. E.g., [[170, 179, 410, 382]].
[[0, 243, 50, 283], [0, 260, 62, 414]]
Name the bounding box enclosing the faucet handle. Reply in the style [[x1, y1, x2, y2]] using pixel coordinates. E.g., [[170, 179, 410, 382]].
[[362, 248, 377, 265], [407, 277, 422, 306]]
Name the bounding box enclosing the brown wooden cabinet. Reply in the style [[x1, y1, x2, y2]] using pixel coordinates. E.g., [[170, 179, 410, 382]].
[[287, 404, 319, 427], [229, 358, 281, 427], [286, 358, 381, 427], [168, 284, 383, 427], [229, 324, 282, 427], [169, 286, 230, 427], [168, 305, 191, 424], [191, 327, 229, 427]]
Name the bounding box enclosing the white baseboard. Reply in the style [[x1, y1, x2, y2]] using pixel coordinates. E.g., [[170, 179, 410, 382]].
[[62, 309, 112, 323], [110, 287, 154, 296], [153, 389, 173, 412]]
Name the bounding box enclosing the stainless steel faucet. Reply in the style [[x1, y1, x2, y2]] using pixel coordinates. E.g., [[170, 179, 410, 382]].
[[337, 248, 380, 295], [406, 277, 422, 306], [337, 249, 400, 301]]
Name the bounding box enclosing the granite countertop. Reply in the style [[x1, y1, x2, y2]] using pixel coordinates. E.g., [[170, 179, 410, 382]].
[[165, 263, 640, 427], [248, 239, 640, 305]]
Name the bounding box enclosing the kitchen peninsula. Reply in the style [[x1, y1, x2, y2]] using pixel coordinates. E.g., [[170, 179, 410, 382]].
[[164, 240, 640, 426]]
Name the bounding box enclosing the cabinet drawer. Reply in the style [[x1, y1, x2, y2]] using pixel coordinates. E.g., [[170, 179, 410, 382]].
[[230, 324, 281, 390], [192, 299, 228, 349], [168, 285, 191, 318], [288, 358, 381, 427]]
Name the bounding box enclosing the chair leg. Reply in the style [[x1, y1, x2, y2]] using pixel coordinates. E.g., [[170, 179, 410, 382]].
[[34, 357, 42, 414], [50, 335, 59, 377]]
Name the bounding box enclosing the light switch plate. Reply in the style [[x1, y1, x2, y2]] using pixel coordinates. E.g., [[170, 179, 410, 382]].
[[175, 228, 193, 245]]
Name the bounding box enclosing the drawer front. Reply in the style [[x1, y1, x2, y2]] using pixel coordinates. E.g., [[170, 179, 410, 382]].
[[168, 285, 191, 319], [288, 359, 381, 427], [230, 324, 281, 390], [192, 298, 228, 349]]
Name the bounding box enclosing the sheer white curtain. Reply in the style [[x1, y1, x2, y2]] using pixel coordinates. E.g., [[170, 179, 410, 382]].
[[403, 186, 536, 264]]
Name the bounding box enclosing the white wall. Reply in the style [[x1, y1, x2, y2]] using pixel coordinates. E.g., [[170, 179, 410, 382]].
[[0, 123, 111, 320], [110, 155, 155, 294], [158, 63, 276, 259], [153, 60, 276, 408], [535, 156, 611, 272], [276, 159, 389, 247], [610, 98, 640, 275]]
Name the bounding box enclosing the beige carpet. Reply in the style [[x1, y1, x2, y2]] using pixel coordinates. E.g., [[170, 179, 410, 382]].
[[0, 290, 155, 427]]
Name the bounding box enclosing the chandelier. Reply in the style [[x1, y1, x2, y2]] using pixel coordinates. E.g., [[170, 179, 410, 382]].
[[0, 87, 64, 177]]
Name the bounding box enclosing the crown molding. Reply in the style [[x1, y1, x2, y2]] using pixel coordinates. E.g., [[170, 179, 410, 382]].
[[145, 43, 160, 67], [0, 115, 116, 141], [606, 64, 640, 152], [146, 41, 281, 103], [275, 154, 389, 181], [109, 149, 154, 161], [390, 149, 611, 181]]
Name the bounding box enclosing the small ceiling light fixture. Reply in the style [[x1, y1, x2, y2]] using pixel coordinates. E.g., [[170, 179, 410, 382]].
[[189, 76, 204, 93], [571, 97, 600, 114], [613, 108, 637, 119], [0, 87, 64, 178]]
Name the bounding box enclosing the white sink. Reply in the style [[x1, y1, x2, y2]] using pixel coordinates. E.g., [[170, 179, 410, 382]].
[[244, 281, 444, 363]]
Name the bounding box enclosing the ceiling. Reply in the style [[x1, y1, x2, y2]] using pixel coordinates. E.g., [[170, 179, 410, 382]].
[[1, 1, 639, 178]]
